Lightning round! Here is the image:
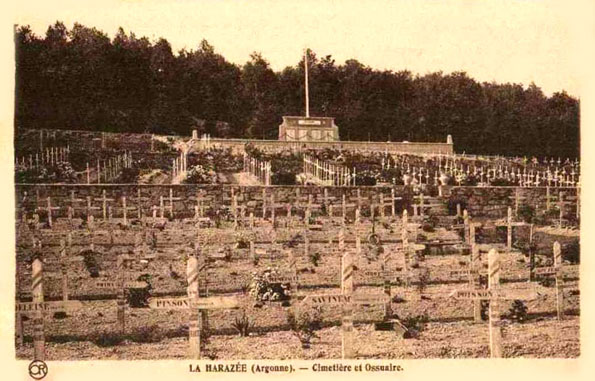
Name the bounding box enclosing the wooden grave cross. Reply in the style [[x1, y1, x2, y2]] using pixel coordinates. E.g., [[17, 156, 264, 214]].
[[261, 188, 267, 218], [449, 248, 539, 358], [167, 188, 182, 219], [556, 192, 575, 227], [341, 195, 358, 225], [356, 244, 396, 320], [69, 191, 84, 221], [85, 196, 101, 226], [400, 210, 422, 286], [533, 241, 579, 320], [134, 188, 150, 219], [94, 254, 148, 333], [267, 248, 299, 297], [412, 192, 426, 218], [301, 251, 389, 359], [495, 207, 530, 251], [120, 196, 137, 226], [194, 191, 211, 218], [16, 257, 83, 359], [100, 190, 115, 220], [36, 197, 60, 228], [148, 252, 240, 358], [448, 223, 485, 322]]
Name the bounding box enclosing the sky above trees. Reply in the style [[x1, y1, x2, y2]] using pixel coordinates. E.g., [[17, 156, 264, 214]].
[[13, 0, 582, 97]]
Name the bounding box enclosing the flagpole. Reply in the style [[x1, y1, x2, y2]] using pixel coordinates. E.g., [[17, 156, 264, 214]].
[[304, 48, 310, 118]]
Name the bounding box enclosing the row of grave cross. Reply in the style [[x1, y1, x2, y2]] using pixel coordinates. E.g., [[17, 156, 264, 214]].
[[377, 152, 580, 186], [243, 154, 272, 186], [84, 152, 133, 184], [303, 155, 354, 186], [23, 187, 432, 228], [171, 150, 189, 182], [15, 146, 70, 171], [25, 189, 184, 228]]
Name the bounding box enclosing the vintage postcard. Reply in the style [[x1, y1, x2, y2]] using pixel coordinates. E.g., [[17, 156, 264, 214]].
[[1, 0, 593, 380]]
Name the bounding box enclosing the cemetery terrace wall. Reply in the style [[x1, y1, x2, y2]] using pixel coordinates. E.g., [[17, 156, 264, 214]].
[[15, 184, 418, 220], [449, 186, 579, 218], [202, 138, 454, 155], [16, 184, 579, 221], [18, 128, 453, 156]]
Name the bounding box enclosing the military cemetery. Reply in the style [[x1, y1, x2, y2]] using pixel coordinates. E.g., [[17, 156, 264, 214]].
[[13, 123, 581, 360], [13, 19, 580, 362]]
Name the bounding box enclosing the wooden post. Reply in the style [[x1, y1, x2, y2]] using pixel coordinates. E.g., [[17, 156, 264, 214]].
[[470, 225, 481, 322], [341, 251, 354, 359], [116, 255, 127, 334], [391, 188, 396, 217], [507, 207, 512, 251], [122, 196, 133, 226], [250, 240, 255, 263], [262, 188, 267, 218], [558, 192, 564, 227], [32, 258, 45, 360], [187, 254, 201, 358], [514, 188, 520, 217], [554, 241, 564, 320], [197, 252, 209, 351], [402, 209, 409, 287], [529, 224, 535, 281], [382, 247, 392, 319], [463, 209, 469, 244], [60, 239, 68, 301], [288, 249, 298, 296], [488, 249, 502, 358], [271, 194, 276, 227]]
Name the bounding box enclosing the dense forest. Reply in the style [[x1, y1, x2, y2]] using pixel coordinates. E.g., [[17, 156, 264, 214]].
[[15, 22, 580, 158]]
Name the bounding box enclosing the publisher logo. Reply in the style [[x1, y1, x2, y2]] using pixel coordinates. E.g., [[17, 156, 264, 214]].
[[28, 360, 48, 380]]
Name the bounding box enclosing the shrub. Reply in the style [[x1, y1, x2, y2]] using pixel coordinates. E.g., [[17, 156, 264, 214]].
[[402, 313, 429, 332], [538, 276, 555, 287], [422, 223, 435, 233], [127, 277, 151, 308], [89, 330, 124, 347], [517, 205, 535, 224], [184, 165, 218, 184], [248, 268, 291, 302], [563, 241, 580, 264], [232, 311, 254, 337], [507, 300, 528, 323], [308, 252, 321, 267], [81, 250, 100, 278], [286, 307, 322, 348], [272, 171, 296, 185], [129, 325, 165, 343]]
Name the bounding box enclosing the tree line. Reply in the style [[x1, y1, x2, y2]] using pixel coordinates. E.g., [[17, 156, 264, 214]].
[[15, 22, 579, 158]]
